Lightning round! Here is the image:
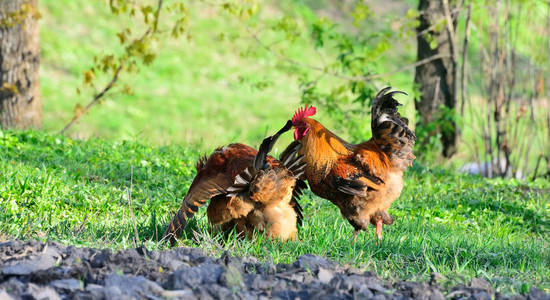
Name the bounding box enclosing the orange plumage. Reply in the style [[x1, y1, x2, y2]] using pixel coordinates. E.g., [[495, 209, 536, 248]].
[[162, 121, 307, 245], [291, 87, 416, 240]]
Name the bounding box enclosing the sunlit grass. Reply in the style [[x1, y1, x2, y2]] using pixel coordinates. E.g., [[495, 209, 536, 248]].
[[1, 131, 548, 294]]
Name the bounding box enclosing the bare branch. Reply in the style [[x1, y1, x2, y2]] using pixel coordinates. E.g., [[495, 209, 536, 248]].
[[60, 0, 164, 135], [60, 65, 123, 135], [460, 2, 472, 117], [127, 165, 140, 246], [247, 26, 450, 82]]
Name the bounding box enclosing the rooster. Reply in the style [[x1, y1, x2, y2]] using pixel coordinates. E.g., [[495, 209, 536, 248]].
[[290, 87, 416, 241], [163, 121, 307, 245]]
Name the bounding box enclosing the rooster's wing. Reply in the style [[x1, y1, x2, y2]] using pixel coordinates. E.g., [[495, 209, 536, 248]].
[[163, 173, 232, 245]]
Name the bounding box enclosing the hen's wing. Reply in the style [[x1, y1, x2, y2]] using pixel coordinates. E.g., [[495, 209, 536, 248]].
[[162, 172, 232, 245], [327, 149, 387, 197]]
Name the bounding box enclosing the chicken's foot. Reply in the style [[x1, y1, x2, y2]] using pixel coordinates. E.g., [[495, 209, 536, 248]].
[[375, 219, 383, 240], [352, 230, 360, 243]]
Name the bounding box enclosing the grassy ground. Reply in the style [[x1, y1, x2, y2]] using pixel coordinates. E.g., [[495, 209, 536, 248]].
[[1, 131, 548, 294]]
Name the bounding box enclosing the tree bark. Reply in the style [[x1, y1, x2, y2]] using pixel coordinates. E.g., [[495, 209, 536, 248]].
[[414, 0, 458, 157], [0, 0, 42, 129]]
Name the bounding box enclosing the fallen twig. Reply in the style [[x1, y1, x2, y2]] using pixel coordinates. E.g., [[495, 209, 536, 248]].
[[127, 165, 140, 246]]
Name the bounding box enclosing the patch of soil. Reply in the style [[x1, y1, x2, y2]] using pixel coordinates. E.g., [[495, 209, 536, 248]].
[[0, 240, 547, 300]]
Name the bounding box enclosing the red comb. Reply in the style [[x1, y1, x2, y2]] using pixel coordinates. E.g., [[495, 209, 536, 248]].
[[292, 105, 317, 124]]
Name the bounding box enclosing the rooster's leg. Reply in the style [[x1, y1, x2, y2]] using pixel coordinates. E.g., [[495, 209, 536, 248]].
[[375, 219, 383, 240], [352, 230, 360, 243]]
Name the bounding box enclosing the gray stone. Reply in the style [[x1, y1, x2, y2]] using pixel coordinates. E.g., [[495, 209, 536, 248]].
[[220, 264, 244, 289], [0, 289, 14, 300], [49, 279, 82, 292], [0, 240, 548, 300], [470, 291, 492, 300], [528, 288, 550, 300], [430, 289, 446, 300], [469, 278, 493, 293], [430, 272, 445, 285], [89, 249, 112, 268], [496, 293, 526, 300], [104, 273, 165, 299], [294, 254, 332, 271], [25, 285, 61, 300], [355, 285, 374, 298], [166, 263, 224, 289], [317, 267, 334, 284], [1, 245, 60, 275]]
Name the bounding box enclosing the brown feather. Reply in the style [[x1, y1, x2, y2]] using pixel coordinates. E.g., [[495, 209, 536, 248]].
[[164, 123, 303, 245], [295, 87, 415, 235]]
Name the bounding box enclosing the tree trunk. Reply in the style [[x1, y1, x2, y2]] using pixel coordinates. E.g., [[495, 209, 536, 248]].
[[0, 0, 41, 129], [414, 0, 458, 157]]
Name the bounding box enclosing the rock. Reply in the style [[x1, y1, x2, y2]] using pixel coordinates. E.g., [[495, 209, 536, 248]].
[[317, 267, 334, 284], [469, 278, 493, 293], [256, 261, 277, 275], [329, 273, 387, 295], [470, 291, 492, 300], [0, 289, 14, 300], [294, 254, 332, 271], [245, 274, 274, 291], [165, 263, 224, 289], [272, 289, 312, 300], [78, 283, 107, 299], [496, 293, 526, 300], [204, 284, 235, 299], [0, 240, 547, 300], [89, 249, 112, 268], [371, 294, 389, 300], [24, 284, 61, 300], [430, 272, 445, 285], [169, 247, 209, 264], [49, 278, 82, 292], [104, 274, 166, 299], [355, 285, 374, 299], [0, 279, 61, 300], [528, 287, 550, 300], [1, 244, 60, 275], [220, 264, 244, 289]]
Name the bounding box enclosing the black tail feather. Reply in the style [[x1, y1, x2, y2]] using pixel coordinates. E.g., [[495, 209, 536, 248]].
[[253, 120, 293, 171], [370, 87, 417, 171]]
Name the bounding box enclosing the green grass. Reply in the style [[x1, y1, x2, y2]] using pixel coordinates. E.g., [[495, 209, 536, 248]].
[[1, 130, 548, 294]]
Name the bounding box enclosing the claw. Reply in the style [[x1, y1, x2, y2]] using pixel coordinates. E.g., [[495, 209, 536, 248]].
[[375, 219, 383, 240], [352, 230, 360, 243]]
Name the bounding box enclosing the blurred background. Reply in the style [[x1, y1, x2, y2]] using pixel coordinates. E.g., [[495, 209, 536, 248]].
[[2, 0, 549, 179]]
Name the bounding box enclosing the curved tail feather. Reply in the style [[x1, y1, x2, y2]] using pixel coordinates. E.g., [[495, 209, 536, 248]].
[[371, 87, 416, 171], [279, 140, 307, 226], [253, 120, 293, 171]]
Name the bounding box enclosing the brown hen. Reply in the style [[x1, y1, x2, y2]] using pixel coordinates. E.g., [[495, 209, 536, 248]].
[[162, 121, 307, 245]]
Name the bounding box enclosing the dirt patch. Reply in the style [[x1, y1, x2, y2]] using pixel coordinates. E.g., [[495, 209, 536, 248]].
[[0, 240, 547, 299]]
